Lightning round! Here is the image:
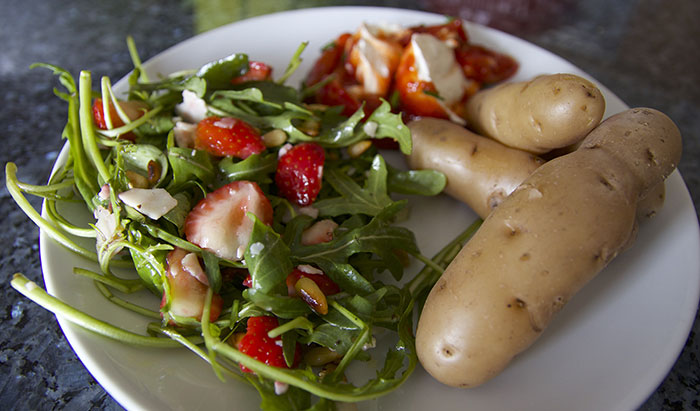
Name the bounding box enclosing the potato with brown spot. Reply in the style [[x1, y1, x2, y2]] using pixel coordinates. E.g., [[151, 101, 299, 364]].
[[465, 73, 606, 153], [407, 118, 543, 218], [416, 108, 682, 388]]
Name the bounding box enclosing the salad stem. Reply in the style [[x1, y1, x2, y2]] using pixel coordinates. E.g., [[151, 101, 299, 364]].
[[5, 163, 99, 261], [78, 71, 111, 184], [11, 273, 181, 348]]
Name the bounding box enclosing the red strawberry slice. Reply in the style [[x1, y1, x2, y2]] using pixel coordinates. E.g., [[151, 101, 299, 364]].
[[160, 247, 223, 323], [92, 98, 147, 140], [237, 316, 301, 373], [231, 61, 273, 84], [184, 180, 273, 261], [286, 265, 341, 297], [275, 142, 325, 206], [195, 116, 265, 159]]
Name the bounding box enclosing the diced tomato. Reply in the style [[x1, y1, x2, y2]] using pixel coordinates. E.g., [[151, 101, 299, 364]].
[[305, 33, 353, 87], [455, 45, 519, 84]]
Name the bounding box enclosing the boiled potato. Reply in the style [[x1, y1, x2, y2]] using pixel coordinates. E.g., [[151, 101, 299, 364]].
[[416, 108, 682, 388], [465, 73, 606, 154], [407, 118, 544, 218]]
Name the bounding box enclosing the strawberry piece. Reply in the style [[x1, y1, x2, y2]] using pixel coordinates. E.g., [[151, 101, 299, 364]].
[[160, 248, 223, 323], [184, 180, 273, 261], [286, 266, 341, 297], [195, 116, 265, 159], [237, 316, 301, 373], [275, 143, 325, 206], [231, 61, 273, 84], [92, 98, 147, 140]]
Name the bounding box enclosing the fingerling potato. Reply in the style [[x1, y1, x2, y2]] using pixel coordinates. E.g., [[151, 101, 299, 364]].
[[407, 118, 543, 218], [465, 73, 606, 153], [416, 108, 682, 388]]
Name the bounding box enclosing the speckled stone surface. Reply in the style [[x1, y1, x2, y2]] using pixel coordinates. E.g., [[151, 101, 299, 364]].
[[1, 0, 698, 410]]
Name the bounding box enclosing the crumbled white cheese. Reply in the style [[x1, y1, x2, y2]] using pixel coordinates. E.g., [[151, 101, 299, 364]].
[[248, 241, 265, 257], [93, 205, 123, 254], [363, 121, 378, 137], [175, 90, 208, 123], [118, 188, 178, 220], [274, 381, 289, 395], [173, 121, 197, 149]]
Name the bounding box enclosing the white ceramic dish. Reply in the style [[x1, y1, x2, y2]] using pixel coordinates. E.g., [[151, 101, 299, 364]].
[[40, 7, 700, 411]]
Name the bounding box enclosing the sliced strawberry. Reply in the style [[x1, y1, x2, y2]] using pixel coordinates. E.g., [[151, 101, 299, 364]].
[[286, 265, 340, 297], [92, 98, 147, 140], [231, 61, 273, 84], [195, 116, 266, 159], [184, 180, 273, 261], [160, 247, 223, 323], [275, 143, 325, 206], [237, 316, 301, 373]]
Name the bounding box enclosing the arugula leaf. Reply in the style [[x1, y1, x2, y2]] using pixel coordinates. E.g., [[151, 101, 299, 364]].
[[365, 100, 412, 154], [167, 147, 216, 190], [244, 214, 293, 295], [387, 163, 446, 196], [313, 155, 393, 217], [218, 152, 277, 184], [196, 53, 249, 90], [292, 201, 418, 292]]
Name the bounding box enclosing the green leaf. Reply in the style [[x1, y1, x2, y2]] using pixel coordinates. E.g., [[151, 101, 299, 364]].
[[167, 147, 216, 189], [196, 53, 249, 91], [218, 153, 277, 184], [118, 143, 169, 187], [201, 250, 222, 293], [243, 289, 310, 319], [313, 155, 393, 217], [126, 225, 169, 295], [293, 201, 418, 293], [365, 100, 412, 154], [387, 164, 446, 196], [244, 214, 293, 295]]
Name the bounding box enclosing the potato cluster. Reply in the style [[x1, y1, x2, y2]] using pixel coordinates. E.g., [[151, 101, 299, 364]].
[[408, 74, 683, 388]]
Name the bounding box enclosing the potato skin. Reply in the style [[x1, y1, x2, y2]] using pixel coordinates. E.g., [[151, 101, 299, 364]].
[[465, 73, 606, 154], [407, 118, 543, 218], [415, 108, 682, 388]]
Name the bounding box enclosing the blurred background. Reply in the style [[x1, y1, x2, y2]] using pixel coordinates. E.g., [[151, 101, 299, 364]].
[[1, 0, 698, 410]]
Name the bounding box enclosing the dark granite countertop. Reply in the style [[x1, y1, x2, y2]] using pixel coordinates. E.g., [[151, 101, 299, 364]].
[[1, 0, 698, 410]]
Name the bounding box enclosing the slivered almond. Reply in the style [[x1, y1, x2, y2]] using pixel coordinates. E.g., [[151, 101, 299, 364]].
[[295, 277, 328, 315]]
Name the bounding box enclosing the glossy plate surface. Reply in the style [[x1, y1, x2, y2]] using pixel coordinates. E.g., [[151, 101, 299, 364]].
[[40, 7, 700, 411]]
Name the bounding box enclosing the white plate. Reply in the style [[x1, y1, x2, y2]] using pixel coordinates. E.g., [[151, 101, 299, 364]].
[[40, 6, 700, 411]]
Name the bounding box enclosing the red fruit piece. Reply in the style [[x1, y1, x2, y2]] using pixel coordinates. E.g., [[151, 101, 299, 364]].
[[195, 116, 265, 159], [92, 98, 147, 140], [286, 266, 341, 297], [184, 180, 273, 261], [160, 248, 223, 324], [237, 316, 301, 373], [275, 143, 325, 206], [231, 61, 273, 84]]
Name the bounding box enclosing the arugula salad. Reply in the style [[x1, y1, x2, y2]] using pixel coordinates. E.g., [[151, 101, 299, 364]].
[[7, 39, 480, 409]]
